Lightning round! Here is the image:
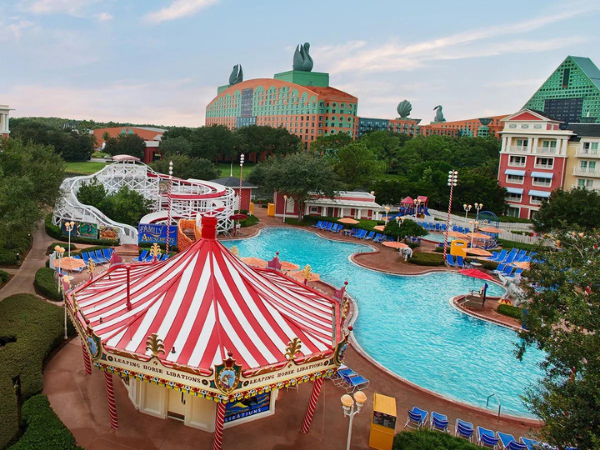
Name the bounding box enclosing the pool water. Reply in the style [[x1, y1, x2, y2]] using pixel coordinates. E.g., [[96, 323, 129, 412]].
[[223, 228, 544, 417]]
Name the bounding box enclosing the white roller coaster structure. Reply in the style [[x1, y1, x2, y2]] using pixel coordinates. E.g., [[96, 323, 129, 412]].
[[52, 158, 237, 244]]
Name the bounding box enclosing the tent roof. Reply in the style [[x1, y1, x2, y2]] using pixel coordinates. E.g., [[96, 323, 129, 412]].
[[71, 217, 340, 372], [401, 196, 414, 204]]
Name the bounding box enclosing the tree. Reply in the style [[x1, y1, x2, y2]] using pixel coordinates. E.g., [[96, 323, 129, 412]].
[[309, 133, 353, 157], [532, 188, 600, 233], [332, 143, 383, 188], [235, 125, 300, 160], [104, 134, 146, 159], [77, 178, 107, 208], [151, 155, 219, 181], [518, 230, 600, 449], [358, 131, 411, 174], [250, 153, 341, 219], [158, 136, 194, 157], [384, 218, 427, 241], [191, 125, 238, 162], [98, 186, 152, 226]]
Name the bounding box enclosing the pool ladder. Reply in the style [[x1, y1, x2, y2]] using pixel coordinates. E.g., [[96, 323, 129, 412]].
[[486, 393, 502, 418]]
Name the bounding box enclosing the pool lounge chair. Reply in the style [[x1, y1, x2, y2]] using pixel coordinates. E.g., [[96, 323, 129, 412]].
[[340, 372, 369, 393], [134, 250, 149, 262], [95, 250, 109, 263], [446, 254, 457, 268], [332, 366, 358, 387], [429, 411, 449, 432], [488, 249, 507, 262], [329, 224, 342, 233], [519, 438, 538, 450], [477, 426, 500, 448], [311, 220, 324, 228], [405, 406, 428, 430], [441, 224, 447, 232], [505, 268, 524, 279], [364, 231, 375, 240], [492, 263, 508, 275], [455, 419, 474, 442], [354, 229, 367, 239], [323, 222, 335, 231], [456, 256, 471, 269], [102, 248, 114, 261], [497, 432, 527, 450], [87, 252, 105, 265], [373, 233, 384, 243], [502, 248, 519, 265]]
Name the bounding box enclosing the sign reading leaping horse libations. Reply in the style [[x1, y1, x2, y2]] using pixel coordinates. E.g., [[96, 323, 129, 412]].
[[138, 223, 177, 246]]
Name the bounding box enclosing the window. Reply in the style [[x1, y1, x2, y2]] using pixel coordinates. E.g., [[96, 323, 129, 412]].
[[535, 157, 554, 169], [509, 156, 526, 167], [532, 177, 552, 187], [578, 179, 594, 189], [505, 206, 520, 217], [530, 195, 547, 205], [506, 193, 522, 202], [582, 142, 599, 155], [516, 139, 528, 147], [562, 68, 570, 88], [506, 174, 524, 184], [580, 160, 597, 173]]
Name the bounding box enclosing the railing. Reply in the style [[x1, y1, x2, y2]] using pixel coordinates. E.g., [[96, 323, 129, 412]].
[[486, 393, 502, 418], [507, 162, 526, 168], [576, 149, 600, 158], [533, 164, 553, 170], [571, 184, 600, 192], [509, 146, 529, 153], [573, 167, 600, 177], [537, 147, 557, 154]]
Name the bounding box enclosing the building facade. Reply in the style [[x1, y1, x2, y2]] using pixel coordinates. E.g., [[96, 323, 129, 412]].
[[205, 70, 358, 150], [273, 190, 381, 220], [0, 105, 11, 138], [92, 126, 166, 163], [523, 56, 600, 124], [563, 124, 600, 192], [357, 117, 421, 137], [418, 115, 507, 138]]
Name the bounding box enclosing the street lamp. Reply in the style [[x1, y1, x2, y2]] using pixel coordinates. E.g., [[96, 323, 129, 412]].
[[443, 170, 458, 263], [54, 245, 65, 292], [61, 274, 70, 340], [385, 206, 390, 222], [474, 202, 484, 221], [283, 194, 288, 223], [64, 221, 75, 258], [463, 204, 472, 227], [341, 391, 367, 450]]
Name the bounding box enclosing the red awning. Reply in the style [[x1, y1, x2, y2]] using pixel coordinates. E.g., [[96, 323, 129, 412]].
[[458, 269, 495, 281], [401, 196, 414, 205]]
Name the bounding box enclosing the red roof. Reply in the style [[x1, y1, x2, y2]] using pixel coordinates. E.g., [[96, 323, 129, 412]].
[[401, 196, 414, 204], [71, 217, 341, 373]]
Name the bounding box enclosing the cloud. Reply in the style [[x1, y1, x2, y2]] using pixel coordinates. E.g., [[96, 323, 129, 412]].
[[144, 0, 219, 23], [319, 5, 600, 75], [486, 79, 546, 88], [3, 20, 35, 40], [94, 12, 113, 22], [20, 0, 99, 15]]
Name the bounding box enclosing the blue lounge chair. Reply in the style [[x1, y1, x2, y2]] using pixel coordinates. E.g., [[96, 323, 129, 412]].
[[514, 250, 527, 262], [429, 411, 448, 432], [492, 263, 508, 275], [500, 265, 515, 277], [435, 223, 441, 232], [452, 225, 458, 232], [373, 233, 384, 243], [323, 222, 335, 231], [102, 248, 113, 261], [87, 252, 104, 265], [340, 371, 369, 392], [505, 268, 524, 279], [95, 250, 109, 263], [489, 249, 507, 262], [458, 226, 464, 234], [355, 229, 367, 239], [477, 426, 500, 448], [134, 250, 149, 262], [519, 437, 538, 450], [364, 231, 375, 240], [441, 224, 447, 232], [446, 254, 457, 268], [332, 366, 358, 386], [456, 256, 470, 269], [405, 406, 428, 429], [318, 221, 330, 230], [311, 220, 324, 228], [328, 224, 340, 232], [348, 227, 358, 236], [81, 252, 91, 266], [455, 419, 474, 442], [502, 248, 519, 265], [498, 432, 527, 450]]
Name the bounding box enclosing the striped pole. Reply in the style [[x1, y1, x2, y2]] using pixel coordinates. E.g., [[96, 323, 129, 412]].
[[443, 171, 458, 263], [301, 377, 324, 434], [166, 161, 173, 255], [104, 372, 119, 430], [213, 402, 226, 450], [81, 341, 92, 375]]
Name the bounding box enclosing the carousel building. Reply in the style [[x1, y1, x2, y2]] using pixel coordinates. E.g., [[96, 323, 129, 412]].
[[65, 216, 348, 449]]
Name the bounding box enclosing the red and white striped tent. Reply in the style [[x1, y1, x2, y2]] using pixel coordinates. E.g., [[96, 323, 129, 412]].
[[66, 216, 347, 448]]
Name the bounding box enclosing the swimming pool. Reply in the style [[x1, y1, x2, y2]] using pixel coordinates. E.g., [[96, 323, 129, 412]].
[[223, 228, 544, 417]]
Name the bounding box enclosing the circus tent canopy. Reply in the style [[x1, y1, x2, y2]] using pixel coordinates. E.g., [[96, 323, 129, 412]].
[[69, 217, 342, 376]]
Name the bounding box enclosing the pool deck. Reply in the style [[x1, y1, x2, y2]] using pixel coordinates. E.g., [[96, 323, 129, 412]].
[[39, 209, 541, 449]]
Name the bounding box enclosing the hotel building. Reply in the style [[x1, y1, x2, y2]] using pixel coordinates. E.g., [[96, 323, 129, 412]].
[[0, 105, 11, 139]]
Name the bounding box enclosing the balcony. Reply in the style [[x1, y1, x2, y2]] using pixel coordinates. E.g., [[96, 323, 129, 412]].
[[576, 148, 600, 158], [509, 146, 529, 153], [573, 167, 600, 178], [571, 184, 600, 192], [537, 147, 558, 155]]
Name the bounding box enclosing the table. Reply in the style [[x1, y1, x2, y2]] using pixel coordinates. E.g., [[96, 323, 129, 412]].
[[469, 261, 482, 267], [343, 230, 354, 237]]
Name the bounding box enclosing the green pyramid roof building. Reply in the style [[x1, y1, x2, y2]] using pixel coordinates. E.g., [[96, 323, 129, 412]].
[[523, 56, 600, 123]]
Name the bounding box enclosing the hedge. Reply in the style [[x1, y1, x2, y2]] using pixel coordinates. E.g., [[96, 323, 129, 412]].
[[8, 395, 82, 450], [45, 214, 118, 246], [408, 252, 445, 266], [0, 249, 18, 266], [0, 269, 9, 284], [393, 430, 480, 449], [0, 294, 75, 448], [46, 243, 76, 256], [497, 238, 537, 252], [239, 215, 260, 228], [497, 303, 523, 321], [34, 268, 62, 302]]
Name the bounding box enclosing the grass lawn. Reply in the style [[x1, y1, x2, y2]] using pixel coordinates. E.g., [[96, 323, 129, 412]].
[[217, 162, 255, 178], [64, 161, 108, 175]]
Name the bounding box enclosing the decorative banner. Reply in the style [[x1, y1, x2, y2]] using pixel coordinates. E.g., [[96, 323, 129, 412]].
[[138, 223, 177, 246], [224, 393, 271, 423], [99, 226, 119, 241], [62, 221, 98, 240]]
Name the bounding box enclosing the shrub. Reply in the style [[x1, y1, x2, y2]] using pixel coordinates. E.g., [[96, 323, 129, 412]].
[[0, 269, 9, 283], [0, 294, 75, 448], [34, 268, 62, 302], [408, 252, 445, 266], [46, 243, 76, 255], [393, 430, 480, 449], [497, 238, 536, 252], [497, 303, 523, 321], [45, 214, 119, 246], [284, 218, 308, 226], [8, 395, 82, 450], [0, 249, 18, 266], [481, 260, 499, 271], [239, 215, 259, 228]]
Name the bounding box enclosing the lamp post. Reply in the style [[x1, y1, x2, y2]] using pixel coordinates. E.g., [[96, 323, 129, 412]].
[[469, 220, 479, 247], [61, 275, 70, 340], [341, 391, 367, 450], [166, 161, 173, 255], [474, 202, 484, 221], [385, 206, 390, 222], [463, 204, 472, 227], [283, 194, 288, 223], [64, 221, 75, 258], [54, 245, 65, 292], [443, 170, 458, 263]]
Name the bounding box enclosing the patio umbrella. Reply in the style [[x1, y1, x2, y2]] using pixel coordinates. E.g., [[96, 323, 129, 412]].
[[241, 257, 268, 268], [513, 261, 530, 270], [338, 218, 359, 224], [446, 231, 469, 239], [374, 225, 386, 232], [280, 261, 300, 271], [289, 270, 321, 283], [458, 268, 495, 281], [230, 213, 248, 221], [464, 248, 493, 257], [60, 257, 86, 271], [467, 232, 493, 240], [479, 226, 502, 234], [382, 241, 409, 249]]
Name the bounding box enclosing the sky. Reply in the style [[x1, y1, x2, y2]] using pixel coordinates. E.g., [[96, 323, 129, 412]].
[[1, 0, 600, 127]]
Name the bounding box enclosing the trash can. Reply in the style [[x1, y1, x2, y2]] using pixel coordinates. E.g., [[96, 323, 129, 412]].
[[267, 203, 275, 217], [369, 393, 396, 450]]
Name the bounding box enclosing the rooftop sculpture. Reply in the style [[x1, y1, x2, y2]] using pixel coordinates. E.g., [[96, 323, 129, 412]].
[[433, 105, 446, 122], [293, 42, 313, 72], [397, 100, 412, 119], [228, 64, 243, 85]]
